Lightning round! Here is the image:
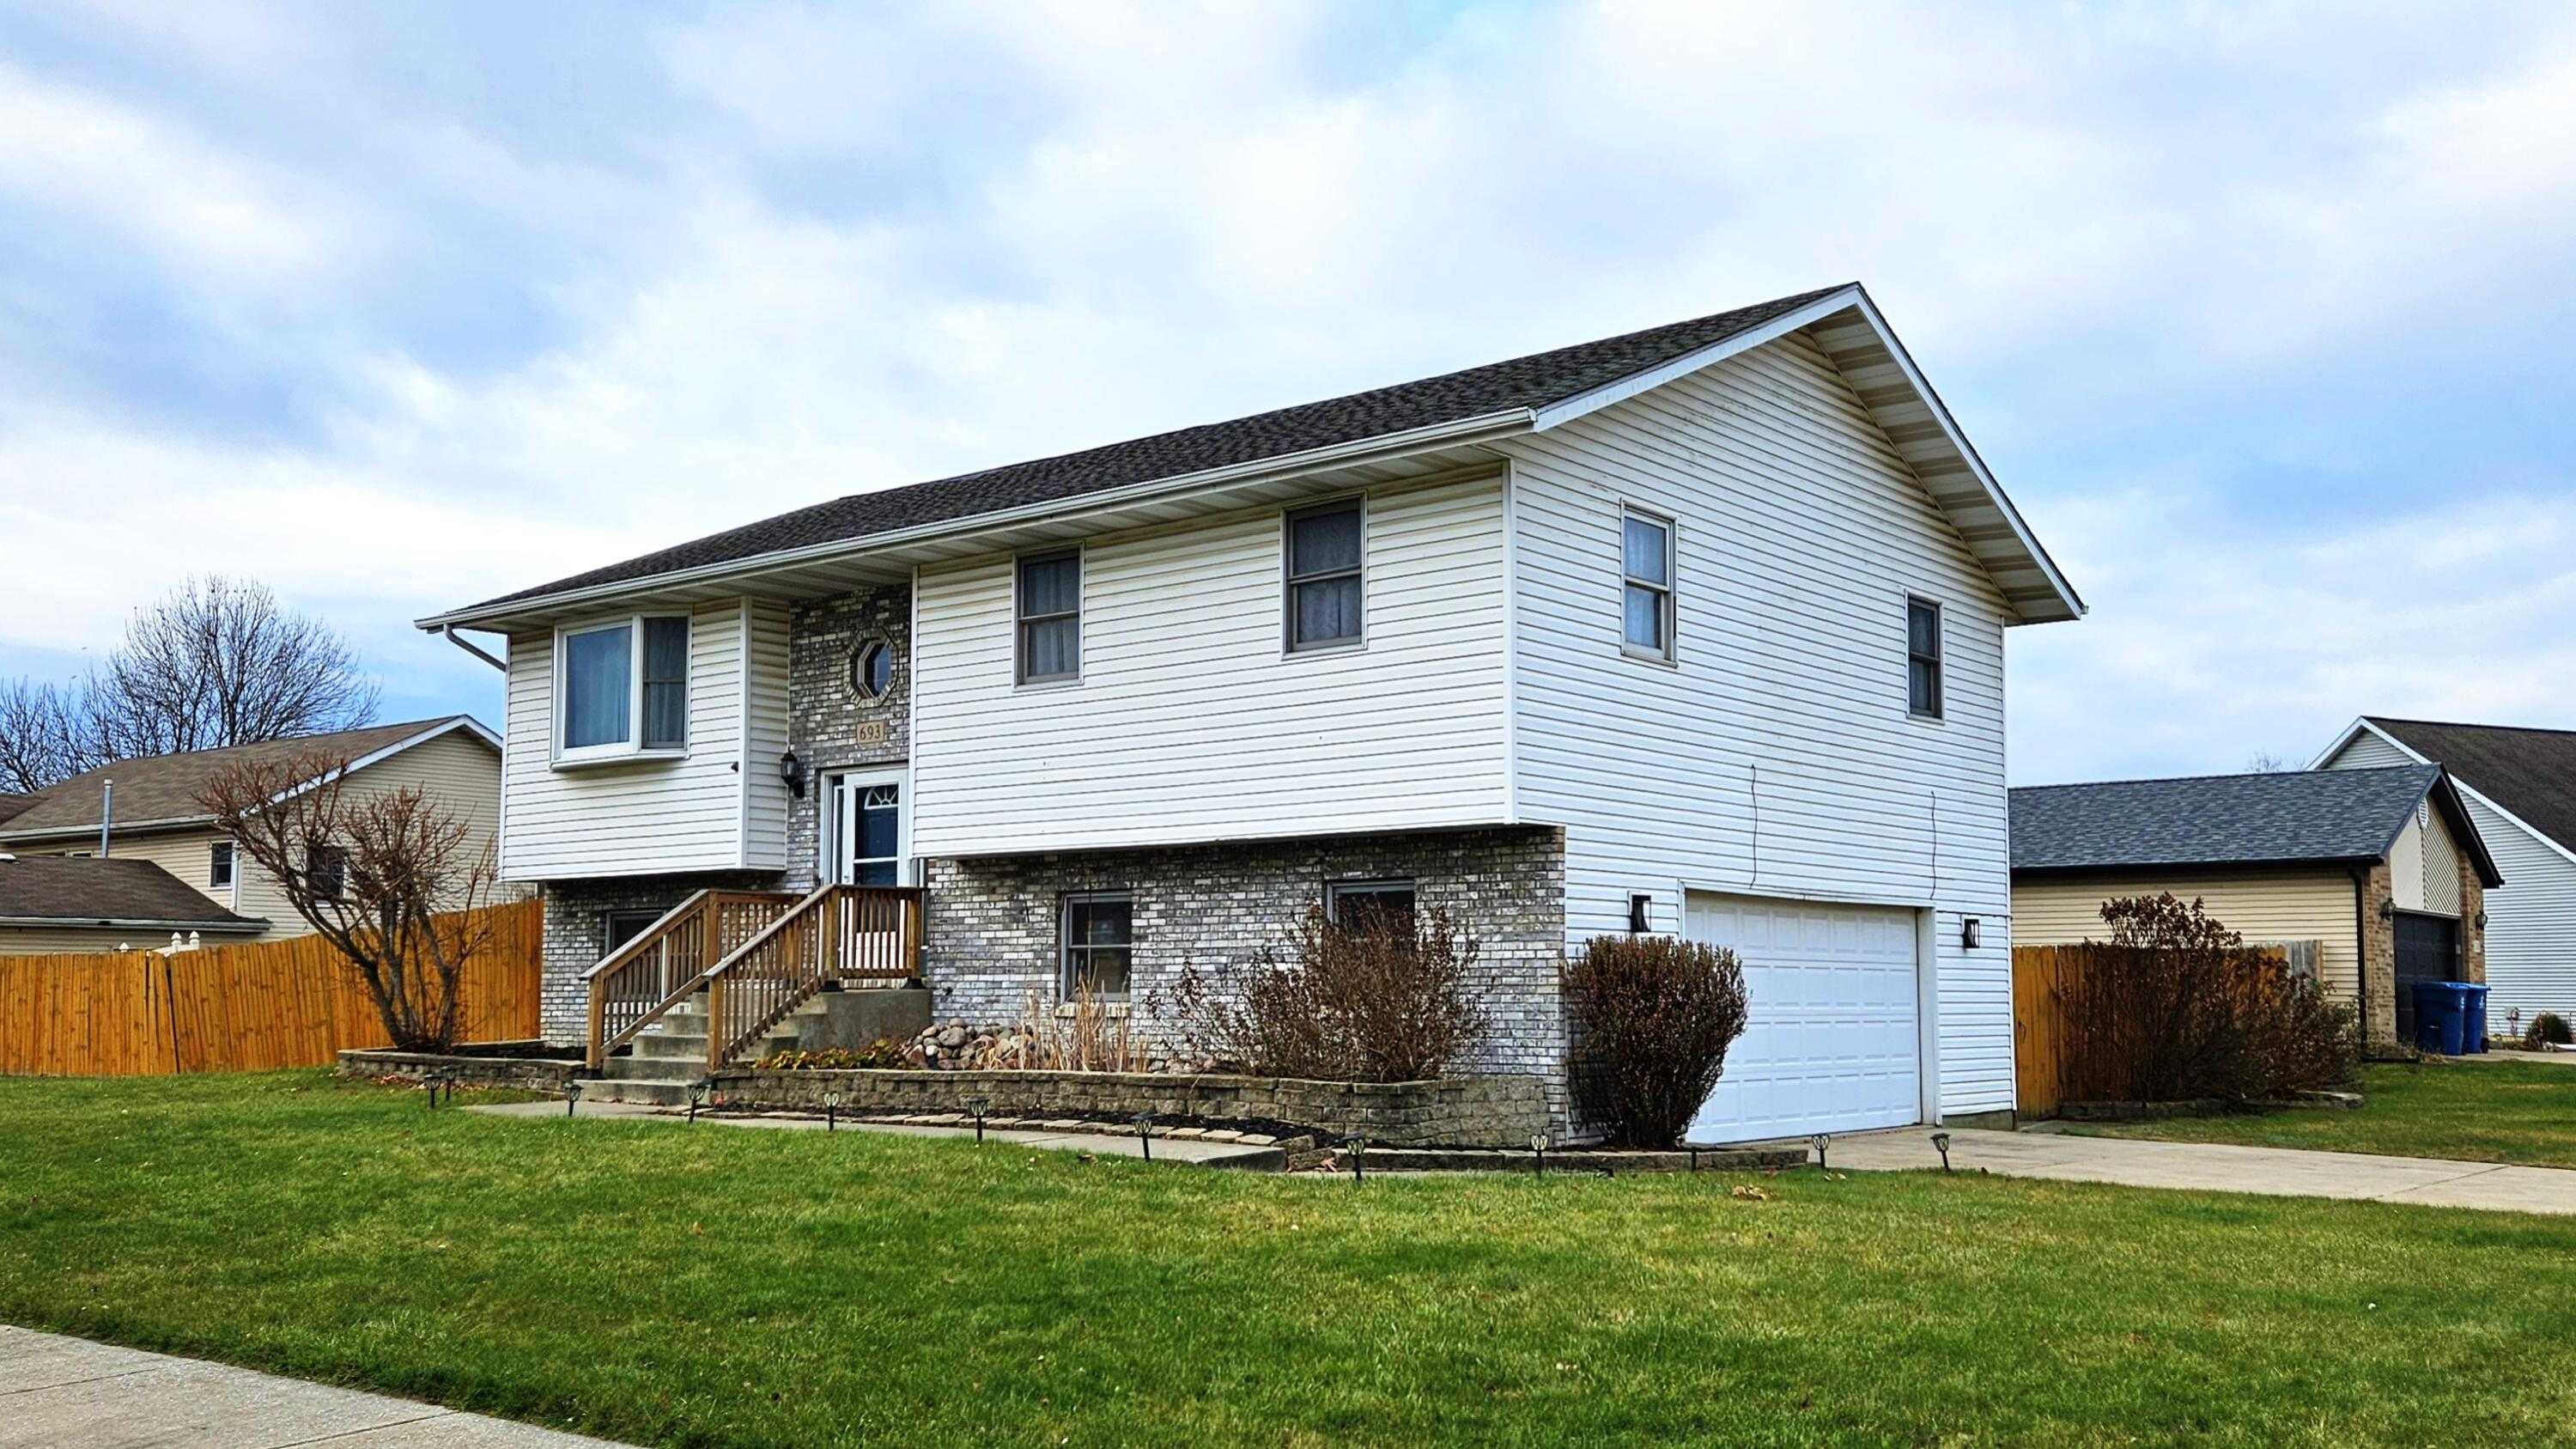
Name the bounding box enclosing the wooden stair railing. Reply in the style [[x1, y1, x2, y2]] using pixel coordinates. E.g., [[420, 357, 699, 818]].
[[582, 890, 800, 1069], [702, 884, 925, 1070]]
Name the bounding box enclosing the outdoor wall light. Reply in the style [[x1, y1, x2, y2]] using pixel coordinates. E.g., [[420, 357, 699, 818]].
[[2477, 910, 2490, 930], [2379, 898, 2397, 921], [1628, 894, 1652, 935], [1960, 916, 1981, 951], [1930, 1131, 1953, 1172], [779, 750, 805, 799]]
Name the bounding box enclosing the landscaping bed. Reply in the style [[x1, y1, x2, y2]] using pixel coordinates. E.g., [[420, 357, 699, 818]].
[[7, 1070, 2576, 1446]]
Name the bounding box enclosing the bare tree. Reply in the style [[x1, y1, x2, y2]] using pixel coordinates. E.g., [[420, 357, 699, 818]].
[[0, 678, 85, 795], [2244, 752, 2300, 773], [0, 577, 378, 791], [198, 750, 500, 1052]]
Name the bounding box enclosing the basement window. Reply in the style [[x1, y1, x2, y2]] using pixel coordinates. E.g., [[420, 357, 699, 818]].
[[1060, 892, 1133, 999]]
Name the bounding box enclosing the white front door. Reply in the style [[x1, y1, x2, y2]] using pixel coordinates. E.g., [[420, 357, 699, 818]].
[[1684, 892, 1923, 1142], [827, 770, 908, 887]]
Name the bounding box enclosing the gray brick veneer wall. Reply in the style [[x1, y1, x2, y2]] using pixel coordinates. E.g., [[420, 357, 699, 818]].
[[920, 825, 1572, 1126], [783, 585, 913, 890], [537, 872, 781, 1042]]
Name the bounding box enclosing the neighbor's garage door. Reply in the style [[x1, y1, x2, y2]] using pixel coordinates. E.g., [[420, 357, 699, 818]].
[[1684, 892, 1923, 1142]]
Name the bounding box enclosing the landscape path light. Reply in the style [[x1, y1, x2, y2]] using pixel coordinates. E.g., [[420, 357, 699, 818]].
[[1811, 1134, 1831, 1172], [687, 1078, 710, 1123], [1930, 1131, 1953, 1172], [1343, 1134, 1367, 1185], [1132, 1111, 1155, 1162], [1530, 1132, 1548, 1178], [962, 1093, 992, 1143], [562, 1079, 583, 1118], [824, 1088, 841, 1133]]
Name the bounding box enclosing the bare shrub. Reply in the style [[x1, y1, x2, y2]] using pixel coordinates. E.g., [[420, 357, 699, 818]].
[[2526, 1012, 2573, 1049], [1175, 902, 1485, 1081], [1561, 935, 1750, 1148], [2054, 894, 2355, 1104], [198, 749, 499, 1052]]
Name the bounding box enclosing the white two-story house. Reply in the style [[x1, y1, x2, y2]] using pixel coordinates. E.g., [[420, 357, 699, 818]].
[[419, 283, 2082, 1141]]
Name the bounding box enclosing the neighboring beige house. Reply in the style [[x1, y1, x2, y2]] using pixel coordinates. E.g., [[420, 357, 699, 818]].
[[0, 716, 502, 955], [2010, 765, 2503, 1049]]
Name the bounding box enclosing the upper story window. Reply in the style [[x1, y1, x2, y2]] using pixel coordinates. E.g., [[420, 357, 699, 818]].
[[1285, 498, 1364, 651], [307, 843, 348, 902], [208, 840, 234, 891], [1017, 551, 1082, 685], [849, 637, 895, 703], [1906, 597, 1944, 719], [558, 615, 690, 760], [1622, 509, 1675, 660]]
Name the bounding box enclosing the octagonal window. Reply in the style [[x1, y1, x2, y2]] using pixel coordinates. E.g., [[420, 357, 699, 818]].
[[850, 639, 895, 701]]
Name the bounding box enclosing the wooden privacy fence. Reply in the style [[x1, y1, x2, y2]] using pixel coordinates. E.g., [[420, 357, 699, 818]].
[[0, 898, 542, 1077], [2014, 939, 2322, 1117]]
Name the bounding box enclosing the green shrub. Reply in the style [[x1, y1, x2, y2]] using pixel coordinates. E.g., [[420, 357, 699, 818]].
[[2526, 1013, 2573, 1048], [1561, 935, 1749, 1148]]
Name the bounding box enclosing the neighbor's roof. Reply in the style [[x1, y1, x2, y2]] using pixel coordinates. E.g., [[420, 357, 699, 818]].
[[0, 793, 39, 828], [0, 855, 267, 931], [2360, 718, 2576, 854], [0, 716, 495, 840], [2011, 764, 2501, 886], [427, 283, 2082, 627]]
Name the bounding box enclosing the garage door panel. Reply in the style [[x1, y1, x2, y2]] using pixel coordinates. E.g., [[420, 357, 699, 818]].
[[1684, 892, 1922, 1142]]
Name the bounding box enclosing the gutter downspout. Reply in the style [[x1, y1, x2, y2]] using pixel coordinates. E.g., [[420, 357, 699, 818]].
[[99, 779, 112, 858], [442, 626, 507, 672]]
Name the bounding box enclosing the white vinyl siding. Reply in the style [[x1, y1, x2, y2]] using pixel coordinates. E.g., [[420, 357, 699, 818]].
[[910, 475, 1510, 856], [741, 600, 793, 870], [2388, 807, 2464, 917], [2014, 870, 2362, 1005], [502, 598, 785, 879], [1499, 329, 2018, 1119], [2324, 729, 2576, 1019]]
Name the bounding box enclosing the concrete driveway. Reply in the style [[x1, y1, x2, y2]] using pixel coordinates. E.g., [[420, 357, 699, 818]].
[[0, 1326, 631, 1447], [1832, 1127, 2576, 1215]]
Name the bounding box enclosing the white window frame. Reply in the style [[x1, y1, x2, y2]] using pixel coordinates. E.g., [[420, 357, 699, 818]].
[[1283, 495, 1368, 654], [1060, 889, 1135, 1001], [1620, 507, 1677, 663], [847, 635, 898, 703], [1905, 595, 1944, 721], [820, 766, 913, 888], [208, 839, 234, 893], [552, 612, 692, 766], [1014, 548, 1084, 687]]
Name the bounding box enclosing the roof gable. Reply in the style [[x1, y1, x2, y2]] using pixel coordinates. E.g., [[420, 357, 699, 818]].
[[2354, 717, 2576, 855], [424, 283, 2081, 630], [0, 716, 496, 840]]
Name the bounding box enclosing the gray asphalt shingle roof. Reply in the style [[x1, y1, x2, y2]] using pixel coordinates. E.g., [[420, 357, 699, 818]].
[[2010, 765, 2445, 874], [0, 717, 481, 839], [0, 855, 266, 929], [459, 285, 1850, 612], [2365, 718, 2576, 853]]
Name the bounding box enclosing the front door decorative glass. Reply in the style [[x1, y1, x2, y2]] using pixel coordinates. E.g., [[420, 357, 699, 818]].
[[836, 780, 902, 886]]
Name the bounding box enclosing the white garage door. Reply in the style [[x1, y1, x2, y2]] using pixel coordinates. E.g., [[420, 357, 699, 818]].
[[1684, 892, 1922, 1142]]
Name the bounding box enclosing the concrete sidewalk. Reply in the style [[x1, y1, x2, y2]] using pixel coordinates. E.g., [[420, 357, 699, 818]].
[[1833, 1127, 2576, 1215], [0, 1325, 629, 1447], [471, 1098, 1289, 1167]]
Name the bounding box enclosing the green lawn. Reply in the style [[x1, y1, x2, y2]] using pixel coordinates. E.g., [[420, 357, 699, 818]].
[[2069, 1061, 2576, 1168], [6, 1075, 2576, 1446]]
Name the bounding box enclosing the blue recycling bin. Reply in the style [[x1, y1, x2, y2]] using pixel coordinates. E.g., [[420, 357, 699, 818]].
[[2459, 983, 2490, 1054], [2413, 982, 2468, 1056]]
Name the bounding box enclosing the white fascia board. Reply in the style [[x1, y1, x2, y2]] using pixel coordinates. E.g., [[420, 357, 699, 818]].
[[1533, 285, 2087, 626], [416, 410, 1535, 632], [2306, 716, 2420, 771]]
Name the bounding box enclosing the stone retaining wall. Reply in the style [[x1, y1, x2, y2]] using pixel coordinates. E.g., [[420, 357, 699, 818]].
[[337, 1048, 587, 1094], [714, 1068, 1550, 1148]]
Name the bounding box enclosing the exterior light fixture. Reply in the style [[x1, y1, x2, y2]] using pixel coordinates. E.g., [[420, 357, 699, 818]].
[[1628, 894, 1651, 935], [1343, 1134, 1368, 1185], [823, 1087, 842, 1133], [2379, 898, 2397, 921], [779, 750, 805, 798], [2476, 910, 2489, 930], [1930, 1131, 1953, 1172], [962, 1093, 992, 1143], [1132, 1111, 1155, 1162], [1961, 916, 1981, 951], [1811, 1133, 1831, 1172], [423, 1076, 440, 1110], [687, 1078, 710, 1123], [1529, 1131, 1549, 1178], [562, 1079, 583, 1117]]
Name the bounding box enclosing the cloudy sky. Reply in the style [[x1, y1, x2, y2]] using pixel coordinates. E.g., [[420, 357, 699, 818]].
[[3, 1, 2573, 785]]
